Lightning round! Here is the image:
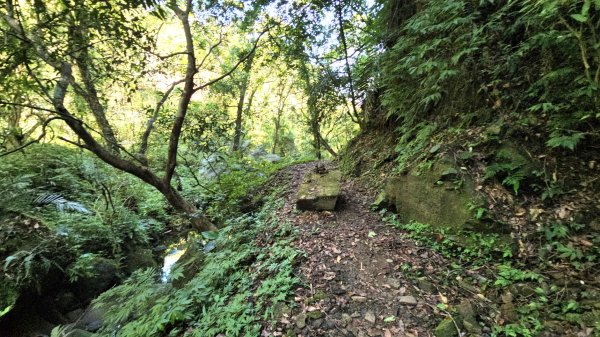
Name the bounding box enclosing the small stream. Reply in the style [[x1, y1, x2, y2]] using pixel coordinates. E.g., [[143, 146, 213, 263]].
[[161, 247, 186, 283]]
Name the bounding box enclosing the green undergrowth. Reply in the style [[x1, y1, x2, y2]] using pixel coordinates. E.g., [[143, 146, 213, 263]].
[[383, 212, 513, 265], [382, 212, 600, 336], [92, 192, 300, 337]]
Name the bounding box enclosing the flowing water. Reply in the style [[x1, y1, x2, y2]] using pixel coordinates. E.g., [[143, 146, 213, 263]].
[[161, 248, 186, 283]]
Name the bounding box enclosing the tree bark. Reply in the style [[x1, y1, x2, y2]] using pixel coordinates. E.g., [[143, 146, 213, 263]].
[[164, 2, 196, 185], [272, 82, 292, 154], [319, 132, 338, 158], [336, 0, 364, 129], [232, 50, 255, 152]]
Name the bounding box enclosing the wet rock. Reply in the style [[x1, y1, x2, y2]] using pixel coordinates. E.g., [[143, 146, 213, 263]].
[[398, 296, 417, 306], [364, 311, 376, 324], [434, 318, 458, 337], [296, 313, 307, 329], [296, 170, 342, 211]]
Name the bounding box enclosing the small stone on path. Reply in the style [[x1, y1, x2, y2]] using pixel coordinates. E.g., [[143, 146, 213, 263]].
[[398, 296, 417, 306], [296, 313, 307, 329], [364, 311, 376, 324], [351, 295, 367, 302], [387, 278, 401, 289]]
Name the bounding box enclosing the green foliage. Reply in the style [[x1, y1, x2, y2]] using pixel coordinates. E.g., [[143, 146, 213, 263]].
[[394, 122, 437, 172], [94, 194, 299, 337], [541, 222, 599, 270], [383, 213, 512, 263], [491, 317, 543, 337], [371, 0, 599, 154], [0, 144, 168, 308], [494, 264, 542, 288]]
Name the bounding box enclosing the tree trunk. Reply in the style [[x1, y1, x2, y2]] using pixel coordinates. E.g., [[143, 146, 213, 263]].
[[319, 132, 338, 158], [232, 51, 255, 152], [158, 183, 217, 232], [272, 82, 292, 154], [336, 0, 364, 130]]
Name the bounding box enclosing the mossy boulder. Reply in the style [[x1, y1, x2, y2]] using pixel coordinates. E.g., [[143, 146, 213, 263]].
[[124, 247, 157, 275], [382, 162, 477, 229], [296, 170, 341, 211], [73, 257, 119, 303], [434, 317, 458, 337]]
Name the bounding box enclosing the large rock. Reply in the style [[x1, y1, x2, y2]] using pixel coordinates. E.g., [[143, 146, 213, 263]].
[[296, 170, 341, 211], [381, 162, 477, 229], [124, 247, 157, 275], [73, 257, 119, 303]]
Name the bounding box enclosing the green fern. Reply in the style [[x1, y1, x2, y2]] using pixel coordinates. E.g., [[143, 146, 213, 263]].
[[33, 193, 92, 214]]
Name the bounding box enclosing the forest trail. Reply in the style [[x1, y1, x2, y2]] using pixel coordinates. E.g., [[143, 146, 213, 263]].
[[271, 162, 453, 337]]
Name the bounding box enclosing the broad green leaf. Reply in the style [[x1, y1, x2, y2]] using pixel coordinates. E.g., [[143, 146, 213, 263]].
[[202, 231, 219, 240], [570, 14, 587, 22]]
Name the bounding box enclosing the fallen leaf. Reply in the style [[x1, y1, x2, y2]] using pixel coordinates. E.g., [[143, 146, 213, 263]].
[[439, 293, 448, 304], [323, 272, 336, 280]]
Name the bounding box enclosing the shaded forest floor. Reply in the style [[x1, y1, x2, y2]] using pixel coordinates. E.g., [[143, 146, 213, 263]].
[[260, 161, 598, 337], [265, 162, 453, 337]]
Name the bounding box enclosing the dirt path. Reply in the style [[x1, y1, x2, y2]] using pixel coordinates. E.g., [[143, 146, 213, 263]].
[[272, 162, 456, 337]]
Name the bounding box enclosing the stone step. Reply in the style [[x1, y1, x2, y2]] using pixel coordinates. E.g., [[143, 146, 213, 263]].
[[296, 170, 341, 211]]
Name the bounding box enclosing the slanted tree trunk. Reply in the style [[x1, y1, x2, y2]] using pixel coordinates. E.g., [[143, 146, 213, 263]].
[[318, 132, 337, 158]]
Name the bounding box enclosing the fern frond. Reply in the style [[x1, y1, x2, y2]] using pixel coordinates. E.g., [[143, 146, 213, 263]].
[[33, 193, 92, 214]]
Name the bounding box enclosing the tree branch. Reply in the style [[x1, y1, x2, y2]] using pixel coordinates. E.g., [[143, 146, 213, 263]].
[[0, 117, 60, 158], [193, 28, 270, 92], [139, 78, 186, 157]]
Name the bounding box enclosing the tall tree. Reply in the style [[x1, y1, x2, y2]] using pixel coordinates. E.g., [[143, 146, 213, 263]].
[[232, 50, 256, 152], [0, 0, 267, 231]]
